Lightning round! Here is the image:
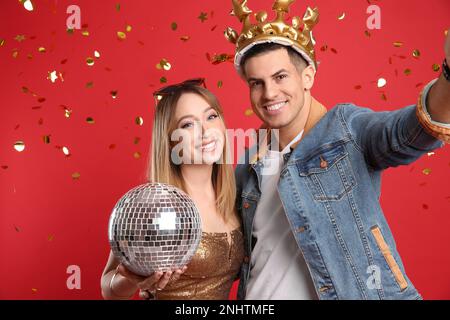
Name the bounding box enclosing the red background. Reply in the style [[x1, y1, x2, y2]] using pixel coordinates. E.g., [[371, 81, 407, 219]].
[[0, 0, 449, 300]]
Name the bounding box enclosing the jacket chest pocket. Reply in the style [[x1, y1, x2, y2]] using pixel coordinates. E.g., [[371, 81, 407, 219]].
[[296, 143, 357, 202]]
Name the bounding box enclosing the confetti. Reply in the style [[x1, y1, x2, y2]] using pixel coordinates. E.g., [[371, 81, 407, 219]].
[[86, 117, 95, 124], [134, 137, 141, 144], [171, 22, 178, 31], [67, 28, 74, 35], [115, 3, 120, 11], [422, 168, 431, 175], [210, 53, 234, 65], [47, 70, 58, 83], [364, 30, 371, 37], [14, 225, 20, 232], [21, 0, 34, 11], [109, 144, 116, 150], [1, 165, 8, 170], [404, 69, 412, 76], [72, 172, 81, 180], [422, 204, 429, 210], [412, 49, 420, 59], [354, 85, 362, 90], [38, 47, 46, 53], [60, 105, 72, 118], [42, 135, 50, 144], [86, 57, 95, 66], [0, 39, 5, 46], [86, 81, 94, 88], [393, 41, 403, 48], [94, 50, 100, 58], [338, 13, 345, 20], [432, 64, 440, 72], [134, 151, 141, 159], [62, 146, 70, 156], [110, 90, 118, 99], [31, 288, 38, 293], [377, 78, 386, 88], [135, 117, 144, 126], [427, 152, 435, 157], [156, 59, 171, 70], [198, 12, 208, 23], [14, 141, 25, 152], [48, 234, 54, 241], [15, 35, 26, 42], [244, 109, 254, 116], [12, 49, 19, 58], [117, 31, 126, 40], [126, 25, 132, 32], [160, 76, 167, 83], [381, 93, 387, 101], [217, 80, 223, 88], [82, 30, 89, 37], [180, 35, 190, 42]]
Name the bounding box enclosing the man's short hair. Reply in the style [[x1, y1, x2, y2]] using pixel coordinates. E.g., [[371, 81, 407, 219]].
[[239, 43, 308, 77]]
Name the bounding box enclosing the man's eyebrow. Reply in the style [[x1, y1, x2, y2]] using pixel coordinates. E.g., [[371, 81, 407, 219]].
[[247, 69, 289, 83], [176, 107, 214, 125]]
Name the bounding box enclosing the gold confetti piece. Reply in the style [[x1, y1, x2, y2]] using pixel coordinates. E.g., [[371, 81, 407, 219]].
[[198, 12, 208, 22], [62, 146, 70, 156], [115, 3, 120, 11], [338, 13, 345, 20], [364, 30, 371, 37], [412, 49, 420, 59], [160, 76, 167, 83], [210, 53, 234, 65], [180, 35, 190, 42], [22, 0, 34, 11], [14, 225, 20, 232], [47, 70, 58, 83], [109, 144, 116, 150], [422, 168, 431, 175], [31, 288, 38, 293], [86, 81, 94, 88], [110, 90, 118, 99], [38, 47, 46, 53], [156, 59, 171, 70], [15, 34, 26, 42], [134, 151, 141, 159], [82, 30, 89, 37], [404, 69, 412, 76], [393, 41, 403, 48], [60, 105, 72, 118], [94, 50, 100, 58], [126, 25, 132, 32], [12, 49, 19, 58], [86, 57, 94, 66], [14, 141, 25, 152], [377, 78, 387, 88], [66, 28, 74, 35], [171, 22, 178, 31], [117, 31, 126, 40], [432, 64, 440, 72], [42, 135, 50, 144], [48, 234, 54, 241], [27, 53, 33, 60], [135, 117, 144, 126], [381, 93, 387, 101], [427, 152, 435, 157], [320, 45, 328, 52], [244, 109, 254, 116], [72, 172, 80, 180], [86, 117, 95, 124], [0, 39, 5, 46], [217, 80, 223, 88], [134, 137, 141, 144]]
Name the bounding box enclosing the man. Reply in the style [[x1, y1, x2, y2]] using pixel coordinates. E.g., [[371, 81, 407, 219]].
[[225, 0, 450, 299]]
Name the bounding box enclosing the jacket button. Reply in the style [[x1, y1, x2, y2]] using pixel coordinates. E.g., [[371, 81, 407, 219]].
[[320, 158, 328, 169], [243, 256, 250, 264], [243, 202, 250, 209], [296, 226, 306, 233]]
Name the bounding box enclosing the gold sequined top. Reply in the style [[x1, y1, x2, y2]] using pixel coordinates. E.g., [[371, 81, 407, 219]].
[[155, 227, 244, 300]]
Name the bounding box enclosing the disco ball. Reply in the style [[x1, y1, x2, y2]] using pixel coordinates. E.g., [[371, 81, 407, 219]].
[[108, 183, 202, 276]]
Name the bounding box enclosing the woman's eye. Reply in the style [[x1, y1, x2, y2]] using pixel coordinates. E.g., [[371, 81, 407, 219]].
[[180, 122, 193, 129], [208, 113, 218, 120]]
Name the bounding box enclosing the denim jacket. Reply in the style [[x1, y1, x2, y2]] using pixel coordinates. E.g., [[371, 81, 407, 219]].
[[235, 82, 445, 300]]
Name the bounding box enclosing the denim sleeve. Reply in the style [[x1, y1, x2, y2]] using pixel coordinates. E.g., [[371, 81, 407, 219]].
[[339, 96, 445, 170]]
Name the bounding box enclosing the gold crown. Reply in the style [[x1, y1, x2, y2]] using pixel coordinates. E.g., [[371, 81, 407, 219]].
[[225, 0, 319, 74]]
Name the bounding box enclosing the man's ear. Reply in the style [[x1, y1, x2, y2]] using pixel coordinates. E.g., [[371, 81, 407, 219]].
[[302, 65, 315, 91]]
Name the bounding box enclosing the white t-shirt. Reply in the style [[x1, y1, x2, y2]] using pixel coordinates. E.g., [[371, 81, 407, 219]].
[[246, 130, 318, 300]]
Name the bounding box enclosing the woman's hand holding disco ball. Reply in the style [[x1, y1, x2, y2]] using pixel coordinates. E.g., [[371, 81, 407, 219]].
[[116, 263, 187, 298]]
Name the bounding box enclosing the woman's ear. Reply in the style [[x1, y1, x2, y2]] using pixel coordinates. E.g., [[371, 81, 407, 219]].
[[302, 65, 315, 91]]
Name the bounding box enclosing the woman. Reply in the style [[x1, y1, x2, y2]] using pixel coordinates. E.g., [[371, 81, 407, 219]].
[[100, 78, 243, 300]]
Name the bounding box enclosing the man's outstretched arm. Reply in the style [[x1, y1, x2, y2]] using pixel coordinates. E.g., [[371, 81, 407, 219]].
[[424, 28, 450, 124]]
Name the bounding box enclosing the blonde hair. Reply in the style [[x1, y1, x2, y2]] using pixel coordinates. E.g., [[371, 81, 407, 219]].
[[147, 85, 236, 222]]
